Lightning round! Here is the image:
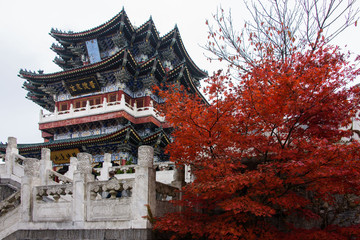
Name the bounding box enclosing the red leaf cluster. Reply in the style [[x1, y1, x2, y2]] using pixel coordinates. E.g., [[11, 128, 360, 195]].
[[154, 44, 360, 239]]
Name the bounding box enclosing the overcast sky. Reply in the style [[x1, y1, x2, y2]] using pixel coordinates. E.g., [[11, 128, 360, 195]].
[[0, 0, 359, 144]]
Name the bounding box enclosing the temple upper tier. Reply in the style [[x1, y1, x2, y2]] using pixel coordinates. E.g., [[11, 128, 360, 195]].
[[19, 9, 207, 112], [13, 9, 207, 164]]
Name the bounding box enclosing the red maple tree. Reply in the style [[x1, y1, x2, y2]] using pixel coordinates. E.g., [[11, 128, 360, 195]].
[[154, 43, 360, 239]]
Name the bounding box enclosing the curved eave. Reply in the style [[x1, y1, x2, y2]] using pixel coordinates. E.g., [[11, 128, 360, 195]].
[[166, 63, 184, 80], [134, 18, 160, 47], [143, 130, 171, 146], [51, 47, 75, 59], [139, 57, 166, 79], [167, 65, 208, 105], [135, 18, 160, 40], [18, 126, 138, 153], [50, 10, 135, 42], [160, 27, 207, 79], [19, 48, 133, 84]]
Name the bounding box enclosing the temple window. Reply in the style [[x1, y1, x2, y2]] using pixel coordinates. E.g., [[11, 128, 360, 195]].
[[60, 103, 68, 111], [75, 100, 87, 109], [136, 98, 145, 108], [89, 97, 101, 106], [124, 94, 132, 106], [108, 93, 117, 103]]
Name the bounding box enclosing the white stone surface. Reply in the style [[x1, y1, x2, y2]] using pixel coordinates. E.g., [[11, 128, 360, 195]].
[[0, 141, 182, 239]]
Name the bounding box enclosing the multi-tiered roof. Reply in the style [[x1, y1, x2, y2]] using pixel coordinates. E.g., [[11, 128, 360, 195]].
[[4, 9, 207, 165], [19, 9, 207, 111]]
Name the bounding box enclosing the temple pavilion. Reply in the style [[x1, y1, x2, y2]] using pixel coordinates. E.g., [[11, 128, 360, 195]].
[[0, 9, 207, 167]]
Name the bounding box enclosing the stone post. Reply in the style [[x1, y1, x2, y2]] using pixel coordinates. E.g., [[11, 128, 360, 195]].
[[171, 166, 186, 189], [64, 156, 78, 180], [72, 153, 93, 224], [86, 100, 90, 111], [54, 106, 58, 116], [121, 94, 126, 107], [39, 109, 43, 121], [5, 137, 18, 176], [21, 158, 40, 222], [103, 97, 107, 110], [132, 146, 155, 228], [39, 148, 52, 185], [98, 153, 112, 181], [69, 103, 74, 114]]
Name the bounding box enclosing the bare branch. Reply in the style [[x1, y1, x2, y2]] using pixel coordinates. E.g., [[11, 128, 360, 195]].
[[205, 0, 360, 72]]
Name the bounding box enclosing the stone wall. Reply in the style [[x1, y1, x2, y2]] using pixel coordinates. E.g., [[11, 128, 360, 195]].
[[4, 229, 153, 240]]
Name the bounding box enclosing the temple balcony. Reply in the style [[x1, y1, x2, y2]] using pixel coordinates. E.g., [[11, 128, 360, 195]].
[[39, 94, 165, 125]]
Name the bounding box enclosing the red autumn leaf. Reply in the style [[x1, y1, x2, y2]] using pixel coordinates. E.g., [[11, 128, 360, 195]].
[[154, 43, 360, 239]]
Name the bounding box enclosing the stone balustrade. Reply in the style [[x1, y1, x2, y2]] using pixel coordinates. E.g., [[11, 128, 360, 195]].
[[47, 169, 73, 184], [35, 184, 73, 202], [0, 138, 186, 239], [154, 161, 175, 171], [0, 137, 25, 183], [111, 165, 136, 175], [88, 178, 133, 200], [0, 191, 20, 217], [39, 95, 165, 124]]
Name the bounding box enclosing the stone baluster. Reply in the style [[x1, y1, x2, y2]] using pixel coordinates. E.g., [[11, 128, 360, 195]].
[[64, 156, 78, 180], [121, 94, 125, 107], [39, 148, 52, 185], [103, 97, 107, 110], [98, 153, 111, 181], [21, 158, 40, 222], [86, 100, 90, 111], [69, 103, 74, 114], [72, 153, 93, 224], [132, 146, 156, 228]]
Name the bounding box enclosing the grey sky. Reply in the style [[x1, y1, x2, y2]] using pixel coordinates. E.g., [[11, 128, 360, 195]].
[[0, 0, 359, 143]]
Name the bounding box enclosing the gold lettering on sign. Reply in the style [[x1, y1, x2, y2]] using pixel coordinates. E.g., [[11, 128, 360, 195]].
[[75, 84, 83, 90], [65, 76, 100, 96], [69, 85, 77, 92], [82, 82, 91, 90], [89, 81, 96, 89]]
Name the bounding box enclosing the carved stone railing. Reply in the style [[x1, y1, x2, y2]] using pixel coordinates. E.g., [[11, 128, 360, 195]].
[[35, 184, 73, 202], [0, 191, 20, 217], [154, 161, 175, 171], [88, 178, 133, 200], [86, 178, 134, 221], [47, 169, 73, 184], [110, 165, 136, 176], [156, 182, 179, 201], [0, 143, 167, 236]]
